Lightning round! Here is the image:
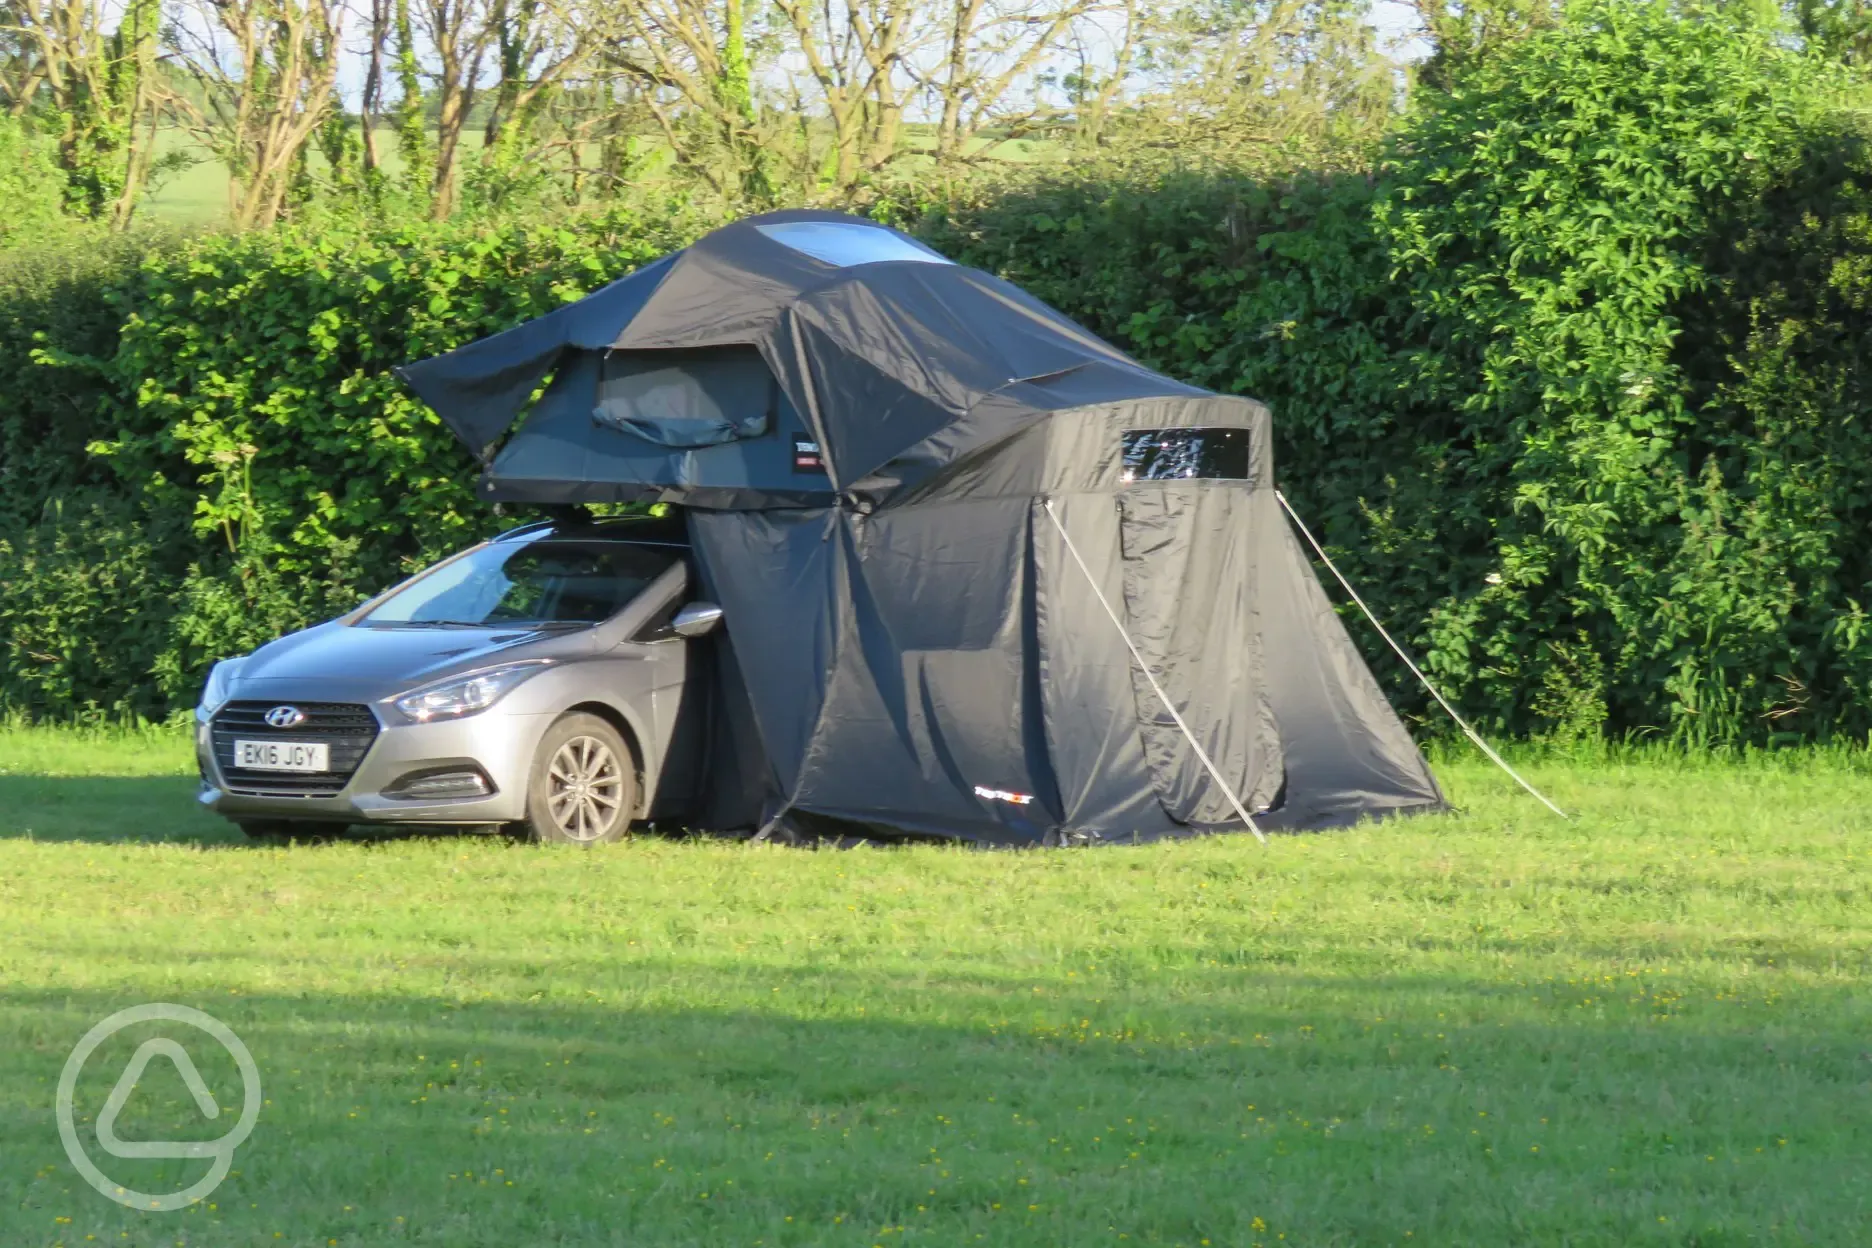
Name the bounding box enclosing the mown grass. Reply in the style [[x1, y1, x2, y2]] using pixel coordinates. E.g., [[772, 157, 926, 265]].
[[1, 724, 1868, 1246]]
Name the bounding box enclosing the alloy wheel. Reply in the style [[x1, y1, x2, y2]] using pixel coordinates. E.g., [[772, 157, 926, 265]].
[[545, 735, 625, 842]]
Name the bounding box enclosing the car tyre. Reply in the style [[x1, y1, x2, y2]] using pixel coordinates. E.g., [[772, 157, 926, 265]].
[[522, 712, 637, 845]]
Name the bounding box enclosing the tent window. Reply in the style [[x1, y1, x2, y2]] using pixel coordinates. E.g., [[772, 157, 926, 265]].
[[755, 221, 954, 268], [595, 347, 776, 448], [1120, 428, 1249, 483]]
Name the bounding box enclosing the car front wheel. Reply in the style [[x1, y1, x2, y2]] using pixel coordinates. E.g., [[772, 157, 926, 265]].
[[522, 712, 637, 845]]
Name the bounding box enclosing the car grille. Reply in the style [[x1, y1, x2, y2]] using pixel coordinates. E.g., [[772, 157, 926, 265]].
[[210, 701, 380, 797]]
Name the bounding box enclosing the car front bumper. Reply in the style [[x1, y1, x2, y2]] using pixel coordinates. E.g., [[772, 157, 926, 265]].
[[196, 704, 551, 826]]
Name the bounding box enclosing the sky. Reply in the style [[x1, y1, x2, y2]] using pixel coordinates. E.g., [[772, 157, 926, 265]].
[[324, 0, 1434, 112], [1375, 0, 1433, 58]]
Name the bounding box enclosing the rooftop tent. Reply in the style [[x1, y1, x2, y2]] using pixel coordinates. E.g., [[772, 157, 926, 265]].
[[397, 210, 1446, 843]]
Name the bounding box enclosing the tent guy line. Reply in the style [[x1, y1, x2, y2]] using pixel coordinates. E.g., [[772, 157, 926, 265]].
[[1041, 497, 1270, 845], [1274, 489, 1570, 821]]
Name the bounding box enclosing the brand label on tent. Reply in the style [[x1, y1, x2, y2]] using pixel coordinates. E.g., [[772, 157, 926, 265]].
[[973, 785, 1035, 806], [792, 435, 826, 474]]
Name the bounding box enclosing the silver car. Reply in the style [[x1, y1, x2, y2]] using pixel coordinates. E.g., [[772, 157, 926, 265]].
[[193, 513, 723, 844]]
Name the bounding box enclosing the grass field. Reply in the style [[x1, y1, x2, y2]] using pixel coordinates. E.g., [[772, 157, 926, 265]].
[[1, 724, 1868, 1246]]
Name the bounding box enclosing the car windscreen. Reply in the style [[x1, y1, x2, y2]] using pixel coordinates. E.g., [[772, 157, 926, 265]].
[[360, 540, 680, 628]]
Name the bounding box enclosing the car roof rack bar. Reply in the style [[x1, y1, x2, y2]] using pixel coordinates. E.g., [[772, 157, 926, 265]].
[[492, 519, 558, 542]]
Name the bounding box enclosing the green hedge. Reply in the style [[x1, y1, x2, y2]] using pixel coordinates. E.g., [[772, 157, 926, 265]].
[[4, 0, 1872, 744], [0, 117, 68, 251], [0, 200, 736, 717], [912, 2, 1872, 745]]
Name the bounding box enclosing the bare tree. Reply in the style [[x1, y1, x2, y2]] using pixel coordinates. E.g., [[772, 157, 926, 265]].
[[771, 0, 1113, 194], [593, 0, 776, 197], [0, 0, 1408, 229], [359, 0, 391, 176], [1054, 0, 1138, 149], [391, 0, 586, 216], [483, 0, 583, 145], [590, 0, 1123, 200], [917, 0, 1111, 162], [1, 0, 165, 225], [590, 0, 924, 198], [769, 0, 917, 192], [0, 0, 46, 115], [171, 0, 346, 229], [411, 0, 494, 216], [1109, 0, 1395, 161]]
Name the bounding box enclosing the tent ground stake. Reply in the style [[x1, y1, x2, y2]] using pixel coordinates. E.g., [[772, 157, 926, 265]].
[[1041, 498, 1269, 845], [1274, 490, 1569, 820]]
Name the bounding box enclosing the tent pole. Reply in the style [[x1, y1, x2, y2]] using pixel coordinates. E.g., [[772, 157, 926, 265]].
[[1040, 498, 1269, 845], [1274, 490, 1569, 820]]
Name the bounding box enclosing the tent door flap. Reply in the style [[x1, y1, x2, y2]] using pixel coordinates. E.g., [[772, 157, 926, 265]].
[[1115, 486, 1283, 824]]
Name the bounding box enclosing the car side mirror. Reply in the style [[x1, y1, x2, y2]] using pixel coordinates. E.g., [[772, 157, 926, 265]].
[[672, 601, 724, 638]]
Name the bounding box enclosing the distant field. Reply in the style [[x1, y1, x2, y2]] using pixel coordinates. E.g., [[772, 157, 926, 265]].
[[1, 725, 1868, 1245], [139, 129, 232, 224], [138, 128, 456, 224], [137, 127, 1059, 226]]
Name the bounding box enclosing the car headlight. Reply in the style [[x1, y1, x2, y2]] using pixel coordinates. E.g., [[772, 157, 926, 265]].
[[196, 657, 248, 719], [392, 661, 552, 723]]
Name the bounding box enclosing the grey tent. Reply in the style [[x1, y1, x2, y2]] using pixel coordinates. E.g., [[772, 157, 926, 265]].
[[398, 209, 1444, 844]]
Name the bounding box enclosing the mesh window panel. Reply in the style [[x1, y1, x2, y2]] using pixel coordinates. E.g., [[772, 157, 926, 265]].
[[1120, 428, 1250, 483]]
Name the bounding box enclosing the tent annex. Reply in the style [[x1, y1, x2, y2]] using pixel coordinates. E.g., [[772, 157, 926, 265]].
[[398, 210, 1447, 844]]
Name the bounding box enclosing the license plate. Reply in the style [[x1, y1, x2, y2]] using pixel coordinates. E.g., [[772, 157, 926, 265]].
[[234, 739, 330, 772]]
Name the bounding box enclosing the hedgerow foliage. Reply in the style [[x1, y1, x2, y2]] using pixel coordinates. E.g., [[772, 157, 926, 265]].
[[0, 118, 67, 249], [1372, 1, 1872, 743], [917, 0, 1872, 744], [4, 1, 1872, 745], [1, 199, 734, 717]]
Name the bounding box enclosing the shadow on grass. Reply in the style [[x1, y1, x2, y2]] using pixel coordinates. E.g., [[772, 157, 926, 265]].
[[0, 774, 514, 848], [1, 980, 1864, 1246]]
